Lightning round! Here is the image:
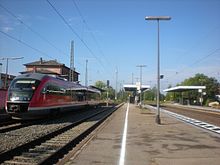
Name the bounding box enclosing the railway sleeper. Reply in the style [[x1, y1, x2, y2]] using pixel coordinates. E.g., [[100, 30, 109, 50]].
[[4, 160, 35, 165], [1, 106, 120, 164], [34, 145, 58, 151], [28, 148, 56, 154], [6, 157, 39, 164], [45, 140, 69, 145], [13, 156, 34, 160], [52, 137, 72, 141]]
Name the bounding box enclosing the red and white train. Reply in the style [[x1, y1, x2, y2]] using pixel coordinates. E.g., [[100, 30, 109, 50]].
[[5, 73, 101, 119]]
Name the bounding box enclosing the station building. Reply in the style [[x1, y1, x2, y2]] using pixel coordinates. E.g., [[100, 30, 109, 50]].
[[0, 73, 16, 89], [21, 58, 79, 82]]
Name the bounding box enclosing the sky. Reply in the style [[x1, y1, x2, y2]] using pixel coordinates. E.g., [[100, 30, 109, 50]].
[[0, 0, 220, 91]]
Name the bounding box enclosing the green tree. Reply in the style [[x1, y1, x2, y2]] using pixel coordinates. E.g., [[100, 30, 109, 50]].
[[182, 73, 219, 103], [143, 87, 165, 102], [165, 84, 181, 102], [94, 80, 115, 100], [117, 90, 131, 102], [144, 87, 156, 101], [94, 81, 106, 89]]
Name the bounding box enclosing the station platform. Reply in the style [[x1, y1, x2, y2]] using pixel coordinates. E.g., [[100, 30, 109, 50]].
[[67, 103, 220, 165]]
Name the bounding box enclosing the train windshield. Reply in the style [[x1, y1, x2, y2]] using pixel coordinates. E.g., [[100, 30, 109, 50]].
[[8, 79, 40, 101], [10, 79, 40, 90]]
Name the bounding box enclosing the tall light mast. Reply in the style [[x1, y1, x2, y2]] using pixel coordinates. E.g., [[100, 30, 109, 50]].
[[85, 59, 88, 86], [69, 40, 74, 82]]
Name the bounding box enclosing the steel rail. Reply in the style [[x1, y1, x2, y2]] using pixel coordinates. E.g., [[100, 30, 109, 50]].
[[0, 104, 122, 164], [145, 104, 220, 135]]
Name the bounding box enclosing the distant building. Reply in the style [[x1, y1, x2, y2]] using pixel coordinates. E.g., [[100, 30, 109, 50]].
[[0, 73, 16, 89], [20, 58, 79, 82]]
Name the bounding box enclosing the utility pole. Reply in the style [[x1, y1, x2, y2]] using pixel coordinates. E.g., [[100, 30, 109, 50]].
[[132, 72, 134, 84], [107, 80, 109, 107], [0, 57, 24, 89], [136, 65, 146, 107], [0, 63, 2, 88], [69, 40, 74, 82], [115, 67, 118, 100], [85, 59, 88, 86]]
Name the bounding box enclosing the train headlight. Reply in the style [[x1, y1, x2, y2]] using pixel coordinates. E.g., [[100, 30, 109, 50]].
[[23, 97, 30, 101], [11, 97, 19, 101]]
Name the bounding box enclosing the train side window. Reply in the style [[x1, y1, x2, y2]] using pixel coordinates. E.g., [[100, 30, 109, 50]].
[[41, 84, 50, 94], [42, 87, 47, 94], [41, 83, 66, 95]]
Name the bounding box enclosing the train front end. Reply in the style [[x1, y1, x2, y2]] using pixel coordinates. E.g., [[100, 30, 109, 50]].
[[6, 75, 41, 119]]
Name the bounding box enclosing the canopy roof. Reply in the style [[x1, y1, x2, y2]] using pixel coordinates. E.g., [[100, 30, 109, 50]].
[[163, 86, 206, 92], [123, 84, 150, 92]]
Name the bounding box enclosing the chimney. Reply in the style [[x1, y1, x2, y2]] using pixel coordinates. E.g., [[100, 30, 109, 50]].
[[33, 66, 36, 73], [40, 57, 43, 64]]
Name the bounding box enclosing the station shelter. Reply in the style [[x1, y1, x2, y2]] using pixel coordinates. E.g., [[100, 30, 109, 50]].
[[163, 86, 206, 105], [123, 82, 150, 104]]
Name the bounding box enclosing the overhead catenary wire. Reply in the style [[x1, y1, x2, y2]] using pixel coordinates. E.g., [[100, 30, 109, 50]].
[[0, 3, 68, 58], [0, 30, 54, 59], [167, 48, 220, 81], [175, 26, 220, 64], [46, 0, 110, 75], [188, 48, 220, 67], [71, 0, 112, 67]]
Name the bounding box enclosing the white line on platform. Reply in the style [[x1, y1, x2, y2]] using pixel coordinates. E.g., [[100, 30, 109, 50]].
[[119, 103, 130, 165]]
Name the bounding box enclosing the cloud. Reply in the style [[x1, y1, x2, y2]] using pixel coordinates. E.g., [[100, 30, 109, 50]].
[[0, 14, 31, 33], [165, 65, 220, 86], [68, 16, 82, 26], [0, 14, 14, 33], [1, 26, 14, 32], [35, 15, 47, 21]]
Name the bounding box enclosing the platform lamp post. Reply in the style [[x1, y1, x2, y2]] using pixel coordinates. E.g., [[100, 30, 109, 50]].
[[0, 57, 24, 89], [145, 16, 171, 124]]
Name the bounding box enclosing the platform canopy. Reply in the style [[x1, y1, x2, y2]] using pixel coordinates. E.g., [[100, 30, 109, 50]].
[[163, 86, 206, 92], [123, 84, 150, 92]]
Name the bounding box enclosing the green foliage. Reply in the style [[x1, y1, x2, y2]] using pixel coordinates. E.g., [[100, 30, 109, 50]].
[[143, 87, 165, 101], [95, 81, 106, 89], [181, 73, 219, 102], [144, 87, 156, 101], [94, 80, 115, 100], [117, 90, 130, 102]]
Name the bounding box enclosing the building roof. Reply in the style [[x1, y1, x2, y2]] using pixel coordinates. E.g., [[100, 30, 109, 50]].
[[23, 58, 79, 74], [24, 58, 64, 66], [89, 85, 105, 92], [163, 86, 206, 92]]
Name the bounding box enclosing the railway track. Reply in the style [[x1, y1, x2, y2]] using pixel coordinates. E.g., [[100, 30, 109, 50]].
[[0, 107, 92, 134], [145, 104, 220, 134], [0, 121, 35, 133], [0, 104, 122, 164], [0, 120, 18, 127], [162, 104, 220, 127]]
